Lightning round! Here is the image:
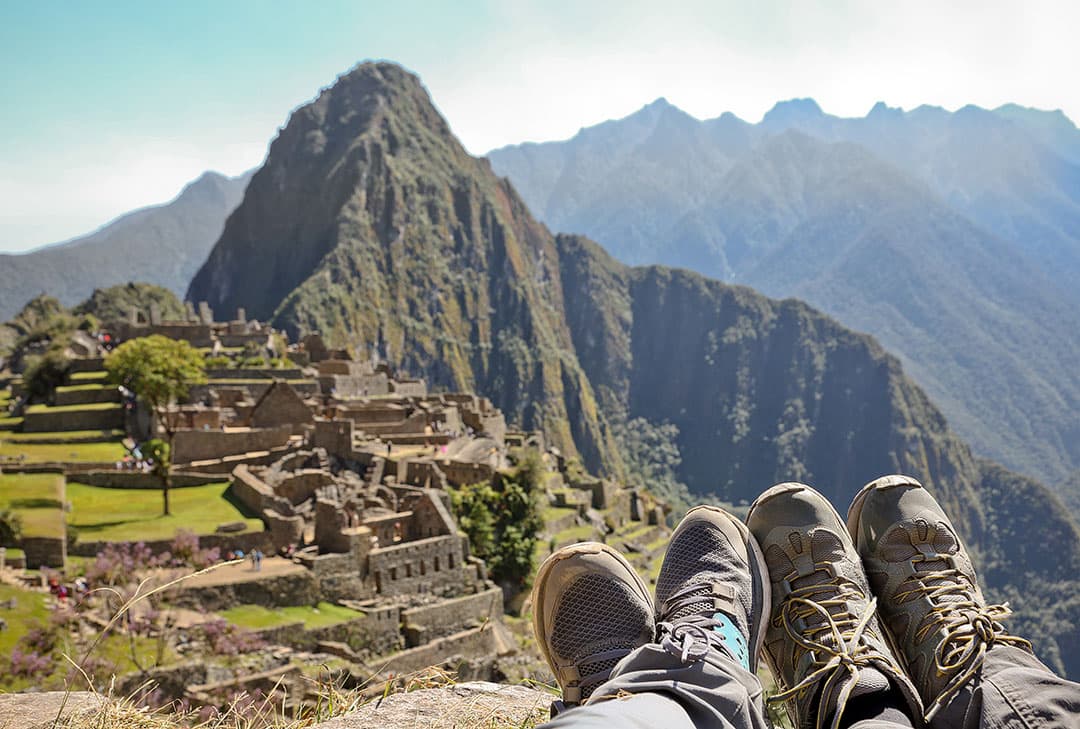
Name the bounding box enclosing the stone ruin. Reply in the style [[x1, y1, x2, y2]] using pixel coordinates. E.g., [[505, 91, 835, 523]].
[[229, 447, 487, 605]]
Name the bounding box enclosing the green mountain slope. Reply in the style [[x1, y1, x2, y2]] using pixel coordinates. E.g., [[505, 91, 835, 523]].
[[488, 101, 1080, 494], [188, 63, 1080, 676]]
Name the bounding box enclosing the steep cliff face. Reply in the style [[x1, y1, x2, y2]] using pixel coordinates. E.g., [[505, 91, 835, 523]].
[[556, 235, 1080, 676], [188, 63, 616, 470], [189, 63, 1080, 675]]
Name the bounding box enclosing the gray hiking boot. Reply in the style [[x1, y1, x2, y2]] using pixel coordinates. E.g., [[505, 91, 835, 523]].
[[531, 542, 654, 708], [848, 474, 1033, 721], [748, 483, 922, 729], [654, 505, 770, 673]]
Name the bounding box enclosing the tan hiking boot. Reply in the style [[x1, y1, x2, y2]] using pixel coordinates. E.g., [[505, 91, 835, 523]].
[[653, 505, 771, 672], [848, 475, 1032, 721], [531, 542, 655, 708], [748, 483, 922, 729]]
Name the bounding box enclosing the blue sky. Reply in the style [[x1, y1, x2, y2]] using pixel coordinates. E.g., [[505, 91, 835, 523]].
[[2, 0, 1077, 253]]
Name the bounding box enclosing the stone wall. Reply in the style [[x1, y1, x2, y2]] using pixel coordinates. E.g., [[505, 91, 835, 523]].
[[277, 470, 333, 504], [54, 386, 120, 406], [389, 379, 428, 397], [303, 549, 375, 602], [318, 373, 389, 398], [265, 509, 304, 548], [368, 535, 468, 598], [71, 471, 224, 489], [375, 623, 509, 675], [173, 426, 292, 464], [206, 368, 304, 380], [70, 529, 273, 558], [440, 461, 494, 487], [21, 536, 66, 569], [254, 606, 403, 657], [230, 464, 293, 516], [22, 406, 125, 433], [171, 568, 319, 611], [402, 587, 503, 647], [250, 382, 314, 433]]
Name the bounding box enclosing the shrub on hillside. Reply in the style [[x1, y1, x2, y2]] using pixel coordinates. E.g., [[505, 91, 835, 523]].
[[23, 347, 71, 400]]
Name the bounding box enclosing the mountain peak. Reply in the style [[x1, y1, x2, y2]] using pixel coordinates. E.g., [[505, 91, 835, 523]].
[[867, 101, 903, 119], [762, 98, 824, 126]]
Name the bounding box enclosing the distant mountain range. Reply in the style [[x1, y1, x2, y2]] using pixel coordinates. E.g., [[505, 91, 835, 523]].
[[0, 170, 251, 321], [488, 98, 1080, 494], [185, 63, 1080, 675]]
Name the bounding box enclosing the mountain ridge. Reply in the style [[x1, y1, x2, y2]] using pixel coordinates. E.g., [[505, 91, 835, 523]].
[[488, 97, 1080, 492], [187, 62, 1080, 675], [0, 170, 252, 321]]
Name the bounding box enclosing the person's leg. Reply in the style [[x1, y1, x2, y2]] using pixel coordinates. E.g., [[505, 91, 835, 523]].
[[534, 506, 775, 729], [848, 474, 1080, 729], [747, 483, 922, 729]]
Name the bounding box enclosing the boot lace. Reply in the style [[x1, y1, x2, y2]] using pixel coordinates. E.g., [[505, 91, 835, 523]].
[[657, 582, 748, 665], [896, 559, 1031, 720], [768, 568, 893, 729]]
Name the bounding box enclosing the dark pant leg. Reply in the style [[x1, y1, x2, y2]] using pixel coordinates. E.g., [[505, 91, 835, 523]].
[[541, 643, 913, 729], [930, 646, 1080, 729]]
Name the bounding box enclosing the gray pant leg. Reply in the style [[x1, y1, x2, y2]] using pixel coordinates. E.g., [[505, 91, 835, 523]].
[[541, 643, 911, 729], [931, 645, 1080, 729], [541, 643, 766, 729]]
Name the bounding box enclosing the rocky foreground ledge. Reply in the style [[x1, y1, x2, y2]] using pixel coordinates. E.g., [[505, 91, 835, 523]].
[[0, 682, 553, 729]]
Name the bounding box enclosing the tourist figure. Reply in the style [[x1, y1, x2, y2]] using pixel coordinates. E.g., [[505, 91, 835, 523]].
[[535, 475, 1080, 729], [253, 549, 262, 571]]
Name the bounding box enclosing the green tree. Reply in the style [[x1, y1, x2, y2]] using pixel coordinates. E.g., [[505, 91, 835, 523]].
[[23, 347, 71, 400], [105, 335, 206, 515], [449, 452, 544, 595]]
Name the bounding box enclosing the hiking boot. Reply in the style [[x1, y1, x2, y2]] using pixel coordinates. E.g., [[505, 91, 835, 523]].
[[654, 505, 770, 673], [748, 483, 922, 729], [848, 475, 1032, 721], [531, 542, 654, 709]]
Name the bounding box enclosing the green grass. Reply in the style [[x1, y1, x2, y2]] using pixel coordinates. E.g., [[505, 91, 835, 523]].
[[67, 481, 263, 542], [2, 429, 125, 442], [0, 472, 65, 538], [0, 439, 128, 463], [3, 546, 25, 559], [538, 505, 577, 522], [220, 602, 364, 630], [0, 582, 50, 658], [552, 524, 596, 545], [25, 401, 120, 414], [0, 580, 174, 691], [69, 370, 108, 381], [0, 416, 22, 428]]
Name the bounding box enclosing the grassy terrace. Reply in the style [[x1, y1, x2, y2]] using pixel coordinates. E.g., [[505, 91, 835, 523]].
[[69, 370, 108, 382], [220, 602, 364, 630], [55, 383, 111, 394], [2, 429, 125, 442], [25, 401, 120, 414], [207, 378, 315, 386], [0, 439, 128, 463], [0, 472, 66, 538], [538, 504, 577, 522], [67, 481, 263, 542]]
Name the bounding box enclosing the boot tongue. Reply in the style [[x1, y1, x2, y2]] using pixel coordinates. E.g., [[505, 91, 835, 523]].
[[818, 666, 893, 724], [882, 519, 965, 606]]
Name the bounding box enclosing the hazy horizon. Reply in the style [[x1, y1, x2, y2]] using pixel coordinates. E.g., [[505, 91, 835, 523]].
[[3, 0, 1078, 253]]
